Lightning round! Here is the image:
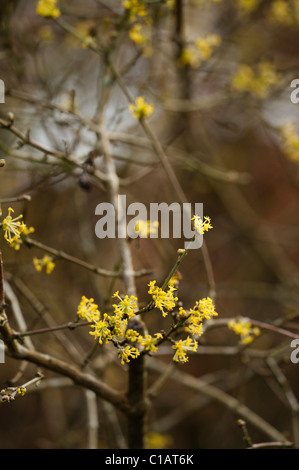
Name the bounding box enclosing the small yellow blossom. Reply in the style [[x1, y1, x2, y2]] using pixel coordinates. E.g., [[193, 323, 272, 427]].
[[89, 319, 112, 344], [135, 219, 159, 237], [118, 345, 140, 364], [33, 255, 55, 274], [129, 24, 146, 44], [148, 280, 178, 317], [122, 0, 147, 21], [228, 317, 260, 345], [36, 0, 61, 18], [1, 207, 34, 250], [112, 292, 138, 319], [17, 387, 27, 396], [129, 96, 154, 120], [194, 34, 221, 61], [137, 333, 160, 353], [180, 34, 221, 68], [191, 297, 218, 321], [125, 328, 141, 342], [182, 297, 217, 338], [231, 62, 280, 99], [192, 215, 213, 235], [77, 296, 100, 322], [172, 336, 198, 363]]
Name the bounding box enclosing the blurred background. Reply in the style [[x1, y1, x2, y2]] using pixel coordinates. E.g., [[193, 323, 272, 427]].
[[1, 0, 299, 449]]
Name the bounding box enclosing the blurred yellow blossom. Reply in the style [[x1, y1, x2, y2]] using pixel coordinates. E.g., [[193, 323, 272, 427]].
[[228, 317, 260, 345], [135, 219, 159, 237], [36, 0, 60, 18], [129, 96, 154, 119], [231, 62, 280, 99], [180, 34, 221, 68], [122, 0, 147, 21], [33, 255, 55, 274]]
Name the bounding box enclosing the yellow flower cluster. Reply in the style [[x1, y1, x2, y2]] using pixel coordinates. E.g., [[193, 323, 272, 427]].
[[1, 207, 34, 250], [78, 284, 219, 364], [36, 0, 61, 18], [122, 0, 147, 21], [33, 255, 55, 274], [228, 317, 260, 345], [129, 96, 154, 120], [179, 297, 218, 338], [279, 122, 299, 163], [148, 280, 178, 317], [192, 215, 213, 235], [77, 293, 139, 359], [231, 62, 280, 99], [135, 219, 159, 237], [172, 337, 198, 363], [77, 296, 100, 322], [180, 34, 221, 69]]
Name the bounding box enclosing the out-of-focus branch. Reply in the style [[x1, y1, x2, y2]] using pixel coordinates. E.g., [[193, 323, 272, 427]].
[[148, 358, 289, 443]]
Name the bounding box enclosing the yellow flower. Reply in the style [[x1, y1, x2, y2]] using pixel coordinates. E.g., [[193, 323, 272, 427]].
[[228, 317, 260, 345], [89, 319, 112, 344], [1, 207, 34, 250], [118, 345, 140, 364], [194, 34, 221, 61], [125, 329, 141, 342], [192, 215, 213, 235], [77, 296, 100, 322], [33, 255, 55, 274], [148, 280, 178, 317], [135, 219, 159, 237], [129, 24, 146, 44], [191, 297, 218, 321], [180, 34, 221, 68], [172, 336, 198, 363], [231, 62, 280, 99], [129, 96, 154, 120], [17, 387, 26, 396], [112, 292, 138, 319], [138, 333, 160, 353], [36, 0, 61, 18], [122, 0, 147, 21]]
